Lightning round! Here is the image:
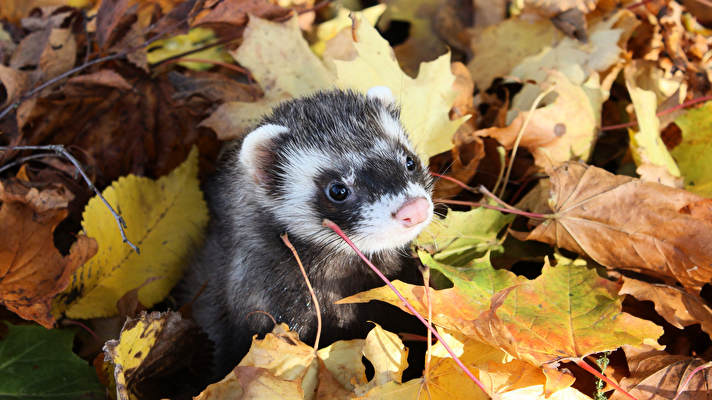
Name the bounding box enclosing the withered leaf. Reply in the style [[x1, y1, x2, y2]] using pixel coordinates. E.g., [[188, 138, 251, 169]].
[[613, 345, 712, 400], [519, 162, 712, 291], [0, 180, 96, 328], [620, 276, 712, 338]]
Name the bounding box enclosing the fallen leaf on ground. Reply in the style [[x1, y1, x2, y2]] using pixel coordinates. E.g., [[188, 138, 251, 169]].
[[103, 310, 211, 400], [670, 100, 712, 196], [518, 161, 712, 291], [54, 147, 208, 319], [612, 345, 712, 400], [620, 276, 712, 338], [0, 180, 96, 327], [476, 70, 598, 168], [625, 60, 682, 186], [200, 15, 336, 139], [0, 322, 103, 400]]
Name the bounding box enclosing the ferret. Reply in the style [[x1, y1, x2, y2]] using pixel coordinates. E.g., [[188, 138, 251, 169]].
[[178, 87, 434, 379]]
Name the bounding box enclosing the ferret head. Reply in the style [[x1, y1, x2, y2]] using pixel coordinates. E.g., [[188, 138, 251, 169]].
[[239, 88, 434, 254]]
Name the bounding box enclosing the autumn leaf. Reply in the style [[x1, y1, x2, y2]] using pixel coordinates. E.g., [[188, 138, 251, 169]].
[[625, 60, 682, 186], [415, 207, 513, 265], [103, 310, 211, 400], [54, 147, 208, 319], [201, 15, 336, 139], [146, 27, 231, 70], [613, 345, 712, 400], [670, 100, 712, 196], [620, 276, 712, 338], [326, 14, 467, 159], [476, 70, 599, 169], [0, 322, 103, 399], [519, 161, 712, 291], [310, 4, 386, 56], [0, 180, 96, 328]]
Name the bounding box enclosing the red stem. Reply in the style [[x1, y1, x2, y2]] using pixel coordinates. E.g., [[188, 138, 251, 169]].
[[322, 219, 490, 396], [430, 172, 478, 193], [601, 95, 712, 131], [575, 359, 638, 400]]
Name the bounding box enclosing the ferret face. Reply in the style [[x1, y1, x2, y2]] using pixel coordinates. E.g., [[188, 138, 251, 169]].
[[239, 88, 434, 254]]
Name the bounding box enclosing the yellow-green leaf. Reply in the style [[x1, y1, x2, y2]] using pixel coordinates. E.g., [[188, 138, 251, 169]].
[[55, 147, 208, 319], [147, 27, 231, 70], [670, 101, 712, 196]]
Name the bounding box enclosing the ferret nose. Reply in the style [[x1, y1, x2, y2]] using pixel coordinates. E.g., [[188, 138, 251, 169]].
[[394, 197, 431, 228]]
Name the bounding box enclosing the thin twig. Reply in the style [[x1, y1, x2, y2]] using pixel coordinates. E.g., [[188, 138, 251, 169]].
[[0, 153, 56, 175], [322, 219, 489, 396], [0, 145, 140, 253], [281, 233, 322, 352], [163, 57, 252, 76], [429, 172, 478, 194]]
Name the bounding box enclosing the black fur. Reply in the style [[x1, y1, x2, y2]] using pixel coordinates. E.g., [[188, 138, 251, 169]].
[[177, 89, 431, 380]]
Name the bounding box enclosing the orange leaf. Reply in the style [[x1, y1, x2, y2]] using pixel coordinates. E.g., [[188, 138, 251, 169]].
[[0, 180, 96, 328]]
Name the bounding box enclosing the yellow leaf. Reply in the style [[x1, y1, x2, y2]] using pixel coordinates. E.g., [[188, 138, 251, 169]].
[[327, 17, 467, 158], [104, 312, 165, 400], [310, 4, 386, 56], [625, 61, 682, 185], [361, 323, 408, 386], [55, 147, 208, 318]]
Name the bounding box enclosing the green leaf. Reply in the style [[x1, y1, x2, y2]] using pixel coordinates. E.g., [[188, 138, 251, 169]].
[[415, 207, 513, 266], [0, 323, 103, 400], [670, 101, 712, 197]]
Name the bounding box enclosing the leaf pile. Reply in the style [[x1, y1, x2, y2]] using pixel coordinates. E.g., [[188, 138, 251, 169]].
[[2, 0, 712, 399]]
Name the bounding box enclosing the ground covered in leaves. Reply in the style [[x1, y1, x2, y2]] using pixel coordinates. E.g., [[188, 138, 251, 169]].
[[1, 0, 712, 399]]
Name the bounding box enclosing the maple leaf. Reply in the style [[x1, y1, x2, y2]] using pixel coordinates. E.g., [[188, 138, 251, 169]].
[[613, 345, 712, 400], [519, 161, 712, 291], [0, 323, 103, 399], [0, 180, 96, 328], [54, 147, 208, 319]]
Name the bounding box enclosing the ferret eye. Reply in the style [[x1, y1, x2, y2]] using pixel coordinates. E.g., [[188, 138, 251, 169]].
[[326, 182, 350, 202], [405, 156, 416, 171]]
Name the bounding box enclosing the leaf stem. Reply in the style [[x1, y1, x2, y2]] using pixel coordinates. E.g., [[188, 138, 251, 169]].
[[434, 199, 548, 219], [281, 233, 322, 352], [322, 219, 490, 397]]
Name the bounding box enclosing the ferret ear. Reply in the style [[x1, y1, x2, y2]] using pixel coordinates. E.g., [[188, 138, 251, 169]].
[[367, 86, 395, 107], [240, 124, 289, 185]]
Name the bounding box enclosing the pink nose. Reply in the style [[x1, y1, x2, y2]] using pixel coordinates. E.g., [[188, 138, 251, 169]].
[[394, 197, 431, 228]]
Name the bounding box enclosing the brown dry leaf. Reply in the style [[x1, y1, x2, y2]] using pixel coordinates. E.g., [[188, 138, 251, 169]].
[[18, 69, 219, 188], [10, 28, 77, 86], [0, 180, 96, 328], [0, 65, 30, 107], [191, 0, 290, 27], [620, 277, 712, 338], [0, 0, 71, 23], [516, 0, 598, 18], [612, 345, 712, 400], [519, 162, 712, 291]]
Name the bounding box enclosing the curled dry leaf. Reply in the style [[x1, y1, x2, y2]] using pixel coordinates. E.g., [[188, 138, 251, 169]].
[[519, 162, 712, 291], [620, 276, 712, 338], [0, 180, 96, 328]]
